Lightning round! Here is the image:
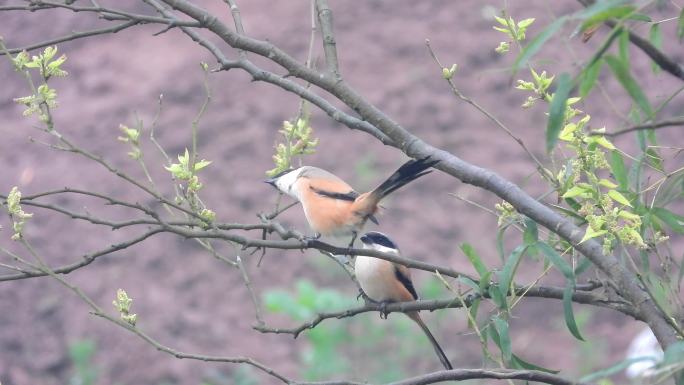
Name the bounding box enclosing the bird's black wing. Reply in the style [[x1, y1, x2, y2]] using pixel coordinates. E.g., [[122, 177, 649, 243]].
[[309, 186, 359, 201], [394, 266, 418, 300]]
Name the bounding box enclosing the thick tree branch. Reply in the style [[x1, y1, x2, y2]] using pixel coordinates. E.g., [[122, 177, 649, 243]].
[[159, 0, 678, 348]]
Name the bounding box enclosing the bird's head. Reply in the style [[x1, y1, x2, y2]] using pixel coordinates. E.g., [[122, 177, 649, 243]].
[[360, 231, 399, 253], [264, 167, 305, 200]]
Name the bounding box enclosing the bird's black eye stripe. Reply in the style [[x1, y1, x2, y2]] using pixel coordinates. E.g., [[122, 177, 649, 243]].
[[270, 168, 293, 179], [362, 231, 397, 249]]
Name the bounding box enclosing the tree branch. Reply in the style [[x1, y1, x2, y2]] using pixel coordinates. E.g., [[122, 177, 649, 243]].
[[158, 0, 678, 348], [385, 369, 593, 385], [600, 117, 684, 137], [576, 0, 684, 82], [315, 0, 340, 79], [1, 20, 141, 55]]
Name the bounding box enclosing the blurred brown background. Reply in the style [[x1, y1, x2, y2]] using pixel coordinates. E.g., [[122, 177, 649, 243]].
[[1, 1, 683, 384]]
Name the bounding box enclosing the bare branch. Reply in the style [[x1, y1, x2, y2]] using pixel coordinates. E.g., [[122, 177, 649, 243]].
[[0, 228, 164, 282], [254, 280, 633, 338], [385, 368, 594, 385], [155, 0, 677, 347], [315, 0, 340, 78], [1, 21, 139, 55], [600, 117, 684, 137]]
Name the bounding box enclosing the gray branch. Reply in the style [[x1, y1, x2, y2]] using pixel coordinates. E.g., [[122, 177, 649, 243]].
[[159, 0, 679, 348]]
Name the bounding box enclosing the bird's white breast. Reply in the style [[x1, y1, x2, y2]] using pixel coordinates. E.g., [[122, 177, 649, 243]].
[[355, 255, 394, 302]]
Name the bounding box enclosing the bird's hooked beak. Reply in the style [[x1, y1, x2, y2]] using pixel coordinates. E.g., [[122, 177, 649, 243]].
[[264, 177, 277, 188]]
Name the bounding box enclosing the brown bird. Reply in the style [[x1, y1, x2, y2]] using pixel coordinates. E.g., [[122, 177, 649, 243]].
[[265, 157, 437, 244], [357, 231, 453, 370]]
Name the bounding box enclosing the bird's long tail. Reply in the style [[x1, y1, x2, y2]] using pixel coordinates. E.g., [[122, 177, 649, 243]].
[[408, 312, 453, 370], [369, 157, 438, 202]]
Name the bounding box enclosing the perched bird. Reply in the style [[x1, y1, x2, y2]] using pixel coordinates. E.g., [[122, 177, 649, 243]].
[[265, 157, 437, 244], [356, 231, 452, 370]]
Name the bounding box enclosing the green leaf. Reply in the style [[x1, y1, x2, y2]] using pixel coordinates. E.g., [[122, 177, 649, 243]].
[[493, 316, 512, 362], [609, 150, 628, 190], [574, 0, 628, 21], [652, 207, 684, 234], [581, 226, 607, 243], [649, 23, 663, 73], [563, 281, 585, 340], [562, 184, 592, 199], [513, 16, 568, 75], [598, 178, 618, 188], [580, 357, 656, 382], [604, 55, 653, 117], [574, 257, 593, 276], [646, 147, 664, 172], [579, 5, 636, 33], [523, 218, 538, 245], [661, 341, 684, 367], [579, 58, 603, 98], [458, 276, 481, 292], [654, 168, 684, 206], [678, 7, 684, 41], [618, 28, 630, 67], [497, 245, 527, 307], [467, 298, 481, 329], [547, 73, 572, 153], [608, 189, 633, 207], [537, 242, 573, 279], [461, 243, 488, 277], [627, 13, 651, 22], [511, 353, 560, 374]]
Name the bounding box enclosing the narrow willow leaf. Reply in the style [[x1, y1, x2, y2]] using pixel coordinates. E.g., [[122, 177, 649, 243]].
[[579, 58, 603, 98], [653, 169, 684, 207], [581, 226, 607, 243], [523, 217, 538, 245], [458, 276, 481, 292], [511, 353, 560, 374], [599, 178, 618, 188], [609, 150, 628, 190], [608, 189, 633, 207], [627, 13, 651, 22], [652, 207, 684, 234], [537, 242, 573, 279], [575, 0, 629, 21], [547, 73, 572, 153], [461, 243, 488, 277], [605, 55, 653, 117], [493, 316, 512, 362], [497, 245, 527, 307], [618, 28, 630, 66], [649, 23, 663, 73], [563, 281, 585, 340], [580, 357, 656, 382], [467, 298, 481, 329], [574, 257, 593, 276], [579, 5, 635, 33], [678, 7, 684, 41], [562, 185, 591, 199], [513, 17, 568, 75]]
